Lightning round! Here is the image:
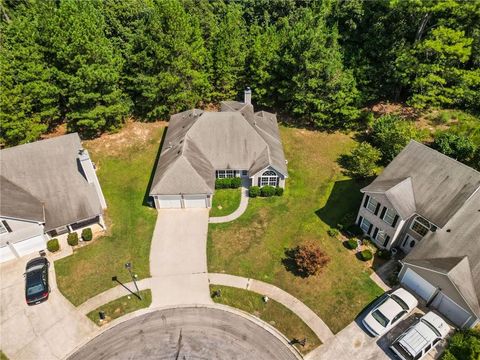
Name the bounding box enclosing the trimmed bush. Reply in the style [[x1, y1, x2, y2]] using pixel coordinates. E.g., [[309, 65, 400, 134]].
[[275, 186, 284, 196], [360, 249, 373, 261], [67, 232, 79, 246], [82, 228, 93, 241], [260, 185, 276, 197], [249, 186, 260, 198], [230, 177, 242, 188], [346, 239, 358, 249], [327, 228, 339, 238], [215, 177, 241, 189], [376, 249, 391, 260], [47, 238, 60, 253]]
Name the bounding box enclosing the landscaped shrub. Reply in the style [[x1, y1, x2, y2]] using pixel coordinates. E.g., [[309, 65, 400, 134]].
[[376, 249, 391, 260], [290, 242, 330, 277], [327, 228, 339, 238], [47, 238, 60, 252], [215, 178, 232, 189], [275, 186, 284, 196], [442, 329, 480, 360], [230, 177, 242, 188], [346, 239, 358, 249], [67, 232, 79, 246], [82, 228, 93, 241], [249, 186, 260, 198], [360, 249, 373, 261], [346, 224, 363, 237], [260, 185, 276, 197]]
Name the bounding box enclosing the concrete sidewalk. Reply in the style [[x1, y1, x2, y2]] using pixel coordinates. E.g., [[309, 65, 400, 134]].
[[209, 273, 334, 343], [209, 179, 249, 223]]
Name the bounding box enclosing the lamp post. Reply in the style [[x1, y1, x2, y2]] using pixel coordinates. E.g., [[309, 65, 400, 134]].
[[125, 262, 141, 300]]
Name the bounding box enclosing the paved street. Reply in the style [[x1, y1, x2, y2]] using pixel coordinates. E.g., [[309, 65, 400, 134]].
[[0, 255, 96, 360], [68, 307, 300, 360]]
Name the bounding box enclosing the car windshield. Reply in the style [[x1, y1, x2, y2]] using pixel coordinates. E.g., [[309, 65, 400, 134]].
[[391, 294, 409, 310], [372, 310, 389, 327], [421, 319, 442, 338], [27, 283, 44, 296]]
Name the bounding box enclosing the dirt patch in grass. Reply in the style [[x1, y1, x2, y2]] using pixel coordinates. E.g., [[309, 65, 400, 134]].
[[210, 285, 321, 354]]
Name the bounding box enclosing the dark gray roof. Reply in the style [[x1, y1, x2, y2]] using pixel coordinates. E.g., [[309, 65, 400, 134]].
[[0, 134, 102, 230], [405, 190, 480, 317], [150, 103, 288, 195], [363, 141, 480, 227]]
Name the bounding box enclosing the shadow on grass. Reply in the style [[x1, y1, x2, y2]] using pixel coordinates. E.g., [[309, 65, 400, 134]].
[[281, 248, 309, 279], [142, 124, 167, 207], [315, 179, 366, 229]]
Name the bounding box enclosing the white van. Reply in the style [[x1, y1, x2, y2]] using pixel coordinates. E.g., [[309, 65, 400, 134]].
[[390, 312, 450, 360]]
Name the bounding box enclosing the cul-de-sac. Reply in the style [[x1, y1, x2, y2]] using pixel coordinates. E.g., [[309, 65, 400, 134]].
[[1, 1, 479, 360]]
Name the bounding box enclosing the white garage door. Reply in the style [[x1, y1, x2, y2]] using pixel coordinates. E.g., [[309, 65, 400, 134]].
[[0, 245, 16, 263], [434, 293, 472, 327], [158, 196, 182, 209], [401, 268, 437, 301], [12, 235, 46, 257], [183, 195, 207, 208]]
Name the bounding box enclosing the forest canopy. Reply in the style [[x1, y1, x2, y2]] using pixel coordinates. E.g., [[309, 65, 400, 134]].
[[1, 0, 479, 145]]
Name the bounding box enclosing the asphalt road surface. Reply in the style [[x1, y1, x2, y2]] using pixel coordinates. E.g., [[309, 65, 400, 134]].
[[69, 307, 299, 360]]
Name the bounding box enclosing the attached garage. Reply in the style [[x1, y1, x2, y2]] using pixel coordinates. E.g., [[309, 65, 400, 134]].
[[0, 245, 16, 262], [183, 195, 208, 208], [12, 234, 46, 257], [432, 293, 472, 327], [156, 196, 182, 209], [401, 268, 437, 301]]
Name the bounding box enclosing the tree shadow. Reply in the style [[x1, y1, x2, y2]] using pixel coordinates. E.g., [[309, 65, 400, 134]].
[[142, 125, 167, 207], [281, 247, 309, 279], [315, 178, 367, 229]]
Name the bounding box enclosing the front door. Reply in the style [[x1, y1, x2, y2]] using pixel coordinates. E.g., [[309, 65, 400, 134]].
[[401, 234, 417, 253]]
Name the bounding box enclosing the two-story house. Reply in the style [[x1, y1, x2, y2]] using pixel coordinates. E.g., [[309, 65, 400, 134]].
[[356, 140, 480, 328]]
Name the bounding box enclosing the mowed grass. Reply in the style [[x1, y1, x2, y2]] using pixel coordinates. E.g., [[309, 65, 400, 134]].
[[210, 285, 320, 354], [87, 289, 152, 326], [208, 127, 384, 333], [55, 125, 164, 305], [210, 188, 242, 217]]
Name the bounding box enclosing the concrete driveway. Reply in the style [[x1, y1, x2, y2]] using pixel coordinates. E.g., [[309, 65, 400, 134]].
[[0, 255, 95, 360], [149, 209, 212, 307]]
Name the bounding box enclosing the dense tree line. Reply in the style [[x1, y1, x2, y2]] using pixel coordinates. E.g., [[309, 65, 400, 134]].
[[1, 0, 479, 145]]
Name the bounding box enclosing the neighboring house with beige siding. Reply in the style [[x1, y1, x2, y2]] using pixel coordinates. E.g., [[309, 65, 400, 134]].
[[0, 134, 107, 263], [355, 140, 480, 328], [150, 89, 288, 209]]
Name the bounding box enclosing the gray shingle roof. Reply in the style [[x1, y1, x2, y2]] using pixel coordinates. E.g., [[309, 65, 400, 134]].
[[150, 103, 287, 195], [363, 140, 480, 227], [405, 190, 480, 317], [0, 134, 102, 231]]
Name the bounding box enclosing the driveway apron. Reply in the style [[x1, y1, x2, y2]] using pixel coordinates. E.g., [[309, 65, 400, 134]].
[[149, 209, 212, 307]]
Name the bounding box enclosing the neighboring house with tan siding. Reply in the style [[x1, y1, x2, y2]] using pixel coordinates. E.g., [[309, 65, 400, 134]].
[[356, 140, 480, 328]]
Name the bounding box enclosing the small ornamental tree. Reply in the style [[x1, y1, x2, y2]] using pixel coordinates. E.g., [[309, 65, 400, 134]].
[[82, 228, 93, 241], [47, 238, 60, 252], [341, 142, 381, 178], [292, 242, 330, 277], [67, 232, 78, 246], [442, 329, 480, 360]]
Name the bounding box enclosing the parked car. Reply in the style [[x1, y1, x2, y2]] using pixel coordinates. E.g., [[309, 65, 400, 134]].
[[390, 311, 450, 360], [362, 288, 418, 337], [25, 257, 50, 305]]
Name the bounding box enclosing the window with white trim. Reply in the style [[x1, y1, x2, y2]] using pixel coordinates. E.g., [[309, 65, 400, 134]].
[[259, 170, 278, 187], [366, 197, 378, 213], [360, 218, 371, 233], [382, 208, 397, 226], [375, 230, 386, 243], [411, 216, 430, 237], [0, 221, 8, 235], [216, 170, 235, 179]]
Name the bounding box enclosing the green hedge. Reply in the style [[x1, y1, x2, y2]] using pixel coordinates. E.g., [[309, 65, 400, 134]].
[[82, 228, 93, 241], [275, 187, 284, 196], [249, 185, 284, 198], [376, 249, 391, 260], [260, 185, 276, 197], [327, 228, 339, 237], [249, 186, 260, 198], [346, 239, 358, 249], [360, 249, 373, 261], [67, 232, 78, 246], [215, 177, 242, 189], [47, 238, 60, 252]]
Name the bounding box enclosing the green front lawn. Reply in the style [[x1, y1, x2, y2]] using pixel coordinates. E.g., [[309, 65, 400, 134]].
[[210, 188, 242, 217], [210, 285, 320, 354], [208, 127, 384, 334], [87, 289, 152, 326], [55, 124, 164, 306]]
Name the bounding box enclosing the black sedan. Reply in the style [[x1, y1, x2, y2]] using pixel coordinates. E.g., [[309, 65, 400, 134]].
[[25, 257, 50, 305]]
